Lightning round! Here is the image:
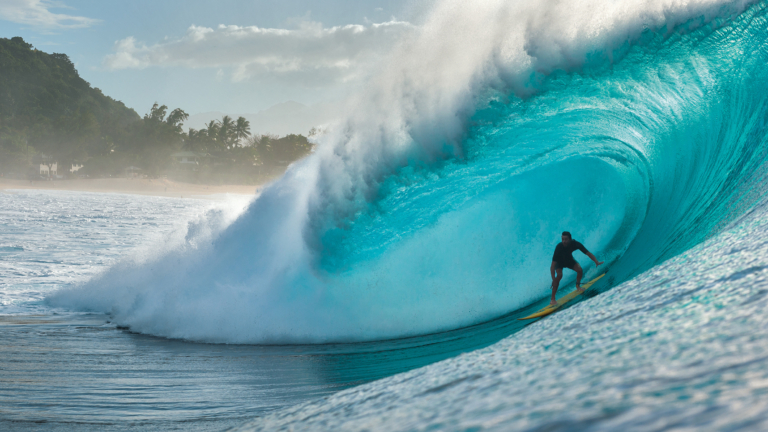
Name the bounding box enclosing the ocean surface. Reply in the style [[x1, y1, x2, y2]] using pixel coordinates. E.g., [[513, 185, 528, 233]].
[[5, 0, 768, 430], [0, 190, 532, 430]]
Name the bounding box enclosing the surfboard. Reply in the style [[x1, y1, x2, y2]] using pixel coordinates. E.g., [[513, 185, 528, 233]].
[[517, 273, 606, 320]]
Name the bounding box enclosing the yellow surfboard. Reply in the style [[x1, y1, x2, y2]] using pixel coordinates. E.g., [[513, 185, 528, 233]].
[[518, 273, 606, 320]]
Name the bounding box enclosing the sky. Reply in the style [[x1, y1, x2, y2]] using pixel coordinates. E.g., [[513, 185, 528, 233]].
[[0, 0, 426, 128]]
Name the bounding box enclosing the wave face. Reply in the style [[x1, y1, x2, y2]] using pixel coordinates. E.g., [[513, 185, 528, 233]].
[[50, 0, 768, 344]]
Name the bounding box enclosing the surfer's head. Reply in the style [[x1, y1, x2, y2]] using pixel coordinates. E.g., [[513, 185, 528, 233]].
[[561, 231, 572, 245]]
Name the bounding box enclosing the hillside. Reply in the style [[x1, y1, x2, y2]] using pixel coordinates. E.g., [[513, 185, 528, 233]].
[[0, 37, 141, 175], [0, 37, 314, 184]]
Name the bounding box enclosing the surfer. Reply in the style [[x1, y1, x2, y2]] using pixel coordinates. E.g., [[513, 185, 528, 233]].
[[550, 231, 603, 306]]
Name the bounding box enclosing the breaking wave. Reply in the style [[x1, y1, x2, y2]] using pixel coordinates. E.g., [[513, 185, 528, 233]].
[[49, 0, 768, 344]]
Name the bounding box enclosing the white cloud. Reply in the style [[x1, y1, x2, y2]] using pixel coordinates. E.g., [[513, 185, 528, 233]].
[[0, 0, 98, 30], [104, 20, 415, 87]]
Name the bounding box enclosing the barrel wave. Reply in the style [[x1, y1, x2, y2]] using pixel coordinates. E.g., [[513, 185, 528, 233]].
[[49, 0, 768, 344]]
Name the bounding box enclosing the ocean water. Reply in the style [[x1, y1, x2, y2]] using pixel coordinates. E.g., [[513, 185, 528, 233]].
[[236, 196, 768, 430], [0, 190, 531, 430], [0, 191, 217, 316], [5, 0, 768, 430]]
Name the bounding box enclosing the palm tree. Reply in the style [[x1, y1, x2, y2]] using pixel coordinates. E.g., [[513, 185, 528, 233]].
[[234, 117, 251, 148], [219, 115, 235, 149], [205, 120, 219, 137], [184, 128, 208, 151], [205, 120, 222, 150]]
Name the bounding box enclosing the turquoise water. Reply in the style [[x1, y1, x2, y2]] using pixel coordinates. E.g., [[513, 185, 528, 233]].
[[237, 201, 768, 431], [5, 0, 768, 430]]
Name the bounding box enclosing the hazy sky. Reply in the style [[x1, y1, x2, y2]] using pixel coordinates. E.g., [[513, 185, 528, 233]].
[[0, 0, 425, 117]]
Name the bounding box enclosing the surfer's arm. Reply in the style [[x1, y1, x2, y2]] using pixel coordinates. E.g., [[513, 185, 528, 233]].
[[584, 250, 604, 266], [576, 242, 603, 266], [550, 261, 557, 280]]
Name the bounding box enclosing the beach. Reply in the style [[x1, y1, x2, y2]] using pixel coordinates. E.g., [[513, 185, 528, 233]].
[[0, 177, 260, 198]]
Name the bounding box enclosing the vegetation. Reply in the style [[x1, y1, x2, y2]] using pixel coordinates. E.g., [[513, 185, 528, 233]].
[[0, 37, 315, 184]]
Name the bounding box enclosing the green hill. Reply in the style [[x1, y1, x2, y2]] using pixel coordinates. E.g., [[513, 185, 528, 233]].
[[0, 36, 141, 176], [0, 36, 314, 184]]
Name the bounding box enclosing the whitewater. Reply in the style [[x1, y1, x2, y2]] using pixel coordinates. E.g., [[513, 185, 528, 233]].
[[4, 0, 768, 430]]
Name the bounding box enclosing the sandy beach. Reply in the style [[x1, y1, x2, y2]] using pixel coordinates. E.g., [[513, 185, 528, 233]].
[[0, 177, 261, 198]]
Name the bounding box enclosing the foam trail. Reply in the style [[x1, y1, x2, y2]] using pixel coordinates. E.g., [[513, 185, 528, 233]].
[[49, 0, 763, 343]]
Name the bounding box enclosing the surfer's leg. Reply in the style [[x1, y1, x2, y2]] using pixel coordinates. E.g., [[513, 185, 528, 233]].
[[551, 268, 563, 306], [574, 263, 584, 292]]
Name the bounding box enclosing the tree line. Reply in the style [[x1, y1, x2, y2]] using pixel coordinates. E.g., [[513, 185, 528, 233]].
[[0, 37, 315, 184]]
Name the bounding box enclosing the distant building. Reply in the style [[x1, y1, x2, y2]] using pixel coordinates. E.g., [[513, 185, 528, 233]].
[[39, 162, 85, 177], [39, 162, 57, 177]]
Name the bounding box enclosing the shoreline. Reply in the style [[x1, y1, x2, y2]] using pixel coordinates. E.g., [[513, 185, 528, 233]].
[[0, 177, 262, 199]]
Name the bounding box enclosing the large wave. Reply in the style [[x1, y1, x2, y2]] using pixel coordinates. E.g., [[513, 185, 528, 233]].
[[49, 0, 768, 344]]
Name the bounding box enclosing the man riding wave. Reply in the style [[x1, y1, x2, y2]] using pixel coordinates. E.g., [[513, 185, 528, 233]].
[[550, 231, 603, 306]]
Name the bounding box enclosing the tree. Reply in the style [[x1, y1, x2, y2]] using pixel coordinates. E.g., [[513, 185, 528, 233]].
[[0, 127, 34, 176], [234, 116, 251, 147], [204, 120, 222, 150], [144, 103, 168, 122], [165, 108, 189, 133], [251, 133, 313, 167], [184, 128, 207, 151], [123, 103, 188, 175], [218, 115, 235, 149]]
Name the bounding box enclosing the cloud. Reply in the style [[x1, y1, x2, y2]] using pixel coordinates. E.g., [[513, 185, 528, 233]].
[[0, 0, 98, 30], [104, 20, 415, 87]]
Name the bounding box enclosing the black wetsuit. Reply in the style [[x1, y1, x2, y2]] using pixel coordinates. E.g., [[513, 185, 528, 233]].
[[552, 240, 588, 269]]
